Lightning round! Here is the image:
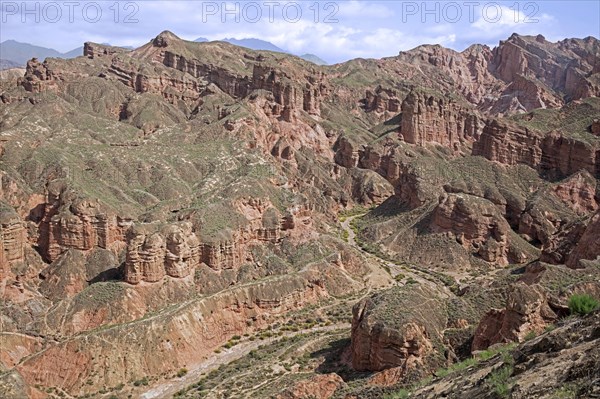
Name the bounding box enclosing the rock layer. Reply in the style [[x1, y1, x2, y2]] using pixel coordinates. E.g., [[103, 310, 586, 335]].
[[38, 184, 130, 262], [566, 212, 600, 268], [431, 193, 522, 265], [0, 209, 26, 268], [473, 119, 599, 178], [472, 282, 556, 351], [124, 222, 200, 284], [351, 285, 446, 375], [400, 90, 483, 150], [17, 274, 327, 394]]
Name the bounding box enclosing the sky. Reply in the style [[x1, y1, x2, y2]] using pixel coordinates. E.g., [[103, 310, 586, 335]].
[[1, 0, 599, 63]]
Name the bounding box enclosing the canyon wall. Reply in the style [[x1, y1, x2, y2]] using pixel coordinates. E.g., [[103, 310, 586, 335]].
[[472, 282, 556, 350], [0, 209, 26, 269], [431, 193, 526, 265], [400, 91, 483, 150], [17, 274, 328, 395], [473, 120, 599, 178], [124, 222, 200, 284], [351, 284, 447, 378], [37, 184, 130, 263]]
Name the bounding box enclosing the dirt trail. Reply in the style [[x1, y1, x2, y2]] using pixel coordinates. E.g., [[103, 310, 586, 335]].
[[341, 216, 358, 246]]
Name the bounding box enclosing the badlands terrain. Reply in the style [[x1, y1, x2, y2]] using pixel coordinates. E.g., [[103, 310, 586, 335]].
[[0, 31, 599, 398]]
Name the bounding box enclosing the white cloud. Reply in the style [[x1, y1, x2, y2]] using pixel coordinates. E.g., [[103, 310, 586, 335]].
[[471, 5, 555, 39], [336, 0, 395, 19]]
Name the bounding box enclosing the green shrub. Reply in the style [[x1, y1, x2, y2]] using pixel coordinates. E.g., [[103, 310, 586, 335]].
[[383, 389, 410, 399], [568, 294, 599, 316], [551, 384, 578, 399], [133, 377, 149, 387], [176, 368, 188, 378], [487, 366, 512, 398], [405, 277, 417, 285], [435, 367, 449, 378], [524, 330, 537, 341]]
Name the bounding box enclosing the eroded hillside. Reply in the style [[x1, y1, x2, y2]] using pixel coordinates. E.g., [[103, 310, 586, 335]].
[[0, 31, 599, 399]]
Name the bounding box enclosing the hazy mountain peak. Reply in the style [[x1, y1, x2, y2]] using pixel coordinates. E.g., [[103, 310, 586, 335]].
[[221, 37, 288, 53], [300, 54, 328, 65]]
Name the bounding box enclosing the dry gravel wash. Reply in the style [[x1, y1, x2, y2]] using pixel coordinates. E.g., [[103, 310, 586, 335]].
[[342, 215, 453, 297], [139, 323, 350, 399]]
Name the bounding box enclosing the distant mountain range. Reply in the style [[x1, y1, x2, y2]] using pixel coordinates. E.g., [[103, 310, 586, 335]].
[[0, 40, 84, 67], [298, 53, 328, 66], [0, 37, 328, 70], [0, 58, 22, 70]]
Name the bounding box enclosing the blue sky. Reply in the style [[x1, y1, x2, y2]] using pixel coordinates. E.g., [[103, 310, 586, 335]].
[[1, 1, 599, 63]]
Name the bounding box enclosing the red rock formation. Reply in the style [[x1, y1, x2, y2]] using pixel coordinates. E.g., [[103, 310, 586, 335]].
[[334, 138, 440, 209], [566, 212, 600, 268], [17, 275, 328, 394], [21, 31, 328, 128], [38, 184, 129, 262], [0, 334, 42, 369], [164, 223, 201, 278], [334, 136, 360, 168], [552, 171, 599, 215], [21, 58, 57, 93], [200, 235, 244, 271], [363, 86, 401, 114], [0, 209, 26, 268], [473, 120, 599, 178], [540, 131, 598, 177], [356, 142, 430, 208], [492, 34, 600, 102], [392, 43, 498, 107], [197, 199, 295, 270], [107, 55, 205, 107], [472, 282, 556, 351], [352, 309, 432, 371], [385, 34, 599, 116], [540, 217, 589, 265], [489, 74, 563, 114], [124, 222, 200, 284], [251, 64, 325, 121], [83, 42, 128, 58], [517, 205, 560, 250], [124, 230, 167, 284], [431, 193, 524, 265], [472, 119, 542, 168], [350, 285, 445, 373], [123, 199, 301, 282], [271, 137, 295, 161], [121, 32, 327, 122], [400, 90, 483, 150]]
